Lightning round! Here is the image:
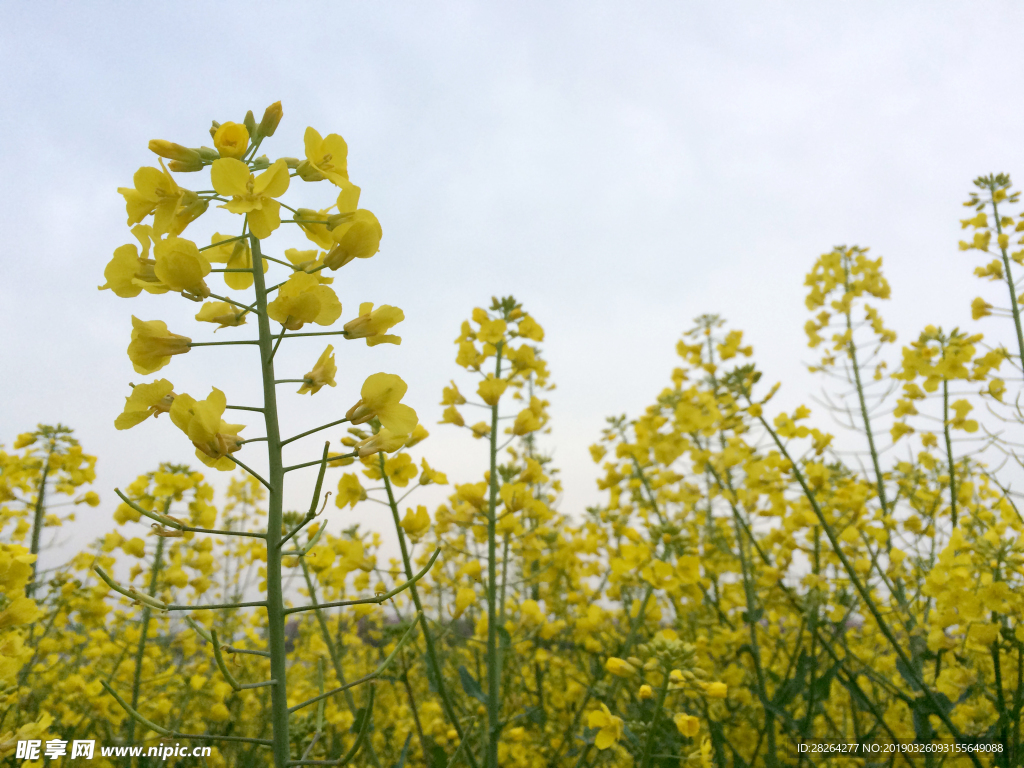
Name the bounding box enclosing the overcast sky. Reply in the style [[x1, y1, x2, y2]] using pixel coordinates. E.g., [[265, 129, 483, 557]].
[[3, 2, 1023, 563]]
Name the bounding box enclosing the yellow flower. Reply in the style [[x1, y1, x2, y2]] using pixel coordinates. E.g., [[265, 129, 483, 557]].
[[477, 318, 507, 345], [346, 373, 419, 436], [98, 225, 168, 297], [405, 424, 430, 448], [294, 208, 336, 249], [587, 704, 623, 750], [0, 546, 36, 592], [400, 506, 431, 540], [512, 408, 542, 435], [213, 121, 249, 159], [169, 387, 245, 471], [971, 297, 993, 320], [440, 406, 465, 427], [336, 473, 366, 509], [344, 302, 404, 346], [699, 739, 713, 768], [207, 233, 267, 290], [300, 127, 350, 186], [195, 301, 246, 330], [127, 317, 191, 374], [75, 491, 100, 507], [704, 682, 728, 699], [420, 458, 447, 485], [257, 101, 283, 138], [452, 587, 476, 618], [117, 161, 185, 235], [604, 657, 636, 678], [988, 378, 1006, 402], [355, 429, 409, 457], [211, 158, 290, 239], [0, 597, 41, 630], [325, 210, 382, 269], [149, 139, 202, 166], [638, 684, 654, 701], [267, 272, 342, 330], [122, 537, 146, 558], [519, 600, 546, 627], [441, 381, 467, 405], [284, 248, 333, 281], [477, 375, 508, 406], [298, 346, 337, 395], [517, 314, 544, 341], [674, 713, 700, 738], [153, 236, 211, 297], [115, 379, 176, 430]]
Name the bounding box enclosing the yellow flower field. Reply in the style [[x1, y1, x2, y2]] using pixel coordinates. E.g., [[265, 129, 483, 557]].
[[3, 102, 1024, 768]]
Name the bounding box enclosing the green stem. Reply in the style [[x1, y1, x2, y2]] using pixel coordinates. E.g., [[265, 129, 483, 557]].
[[199, 235, 247, 252], [380, 455, 480, 768], [638, 680, 670, 768], [127, 518, 167, 756], [485, 341, 504, 768], [252, 236, 291, 768], [943, 379, 958, 527], [190, 340, 260, 347], [758, 413, 982, 768], [298, 561, 383, 768], [27, 446, 53, 598], [281, 418, 350, 447], [990, 197, 1024, 368]]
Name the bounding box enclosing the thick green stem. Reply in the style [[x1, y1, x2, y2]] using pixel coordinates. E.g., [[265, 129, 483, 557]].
[[990, 198, 1024, 369], [638, 680, 670, 768], [942, 379, 958, 527], [27, 447, 53, 598], [485, 342, 504, 768], [251, 236, 290, 768]]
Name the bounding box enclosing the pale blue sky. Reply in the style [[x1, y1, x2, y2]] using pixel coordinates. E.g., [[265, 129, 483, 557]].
[[2, 2, 1023, 561]]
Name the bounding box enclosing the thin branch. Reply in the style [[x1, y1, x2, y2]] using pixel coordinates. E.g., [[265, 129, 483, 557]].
[[284, 550, 440, 615]]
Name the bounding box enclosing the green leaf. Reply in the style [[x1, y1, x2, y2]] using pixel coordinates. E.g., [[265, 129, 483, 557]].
[[424, 739, 449, 768], [458, 665, 487, 704], [741, 607, 764, 624], [424, 654, 440, 693], [526, 707, 546, 726], [497, 626, 512, 651]]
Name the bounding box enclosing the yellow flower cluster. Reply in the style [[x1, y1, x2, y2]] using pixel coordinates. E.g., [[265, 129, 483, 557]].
[[9, 110, 1024, 768]]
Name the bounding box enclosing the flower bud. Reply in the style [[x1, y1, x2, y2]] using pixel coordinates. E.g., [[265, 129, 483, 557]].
[[605, 657, 637, 678], [209, 120, 221, 140], [281, 157, 301, 169], [251, 155, 270, 171], [296, 159, 325, 182], [257, 101, 283, 138], [324, 210, 382, 269], [149, 140, 201, 164], [355, 429, 408, 457], [171, 194, 209, 233], [704, 682, 728, 699], [168, 158, 204, 173], [196, 146, 220, 162], [243, 110, 257, 138], [213, 122, 249, 160]]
